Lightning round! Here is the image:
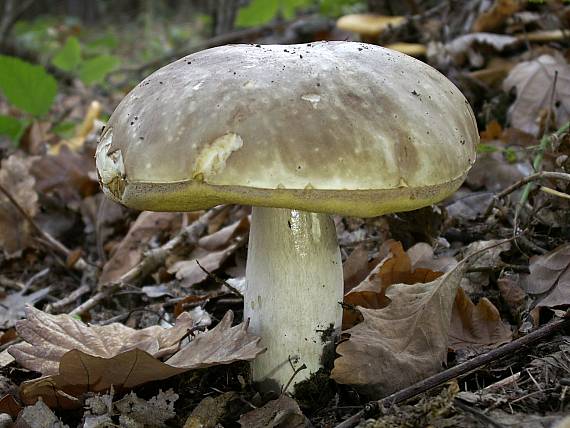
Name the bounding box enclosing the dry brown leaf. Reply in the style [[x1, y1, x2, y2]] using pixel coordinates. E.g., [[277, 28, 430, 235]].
[[169, 245, 239, 288], [342, 244, 370, 293], [165, 312, 262, 368], [168, 217, 249, 288], [9, 306, 194, 375], [13, 310, 264, 408], [503, 54, 570, 136], [445, 33, 519, 67], [466, 148, 529, 192], [198, 216, 249, 251], [18, 350, 185, 408], [446, 192, 495, 222], [342, 241, 454, 329], [0, 155, 39, 258], [519, 244, 570, 308], [473, 0, 524, 32], [332, 261, 468, 397], [449, 287, 512, 351], [407, 243, 458, 273], [520, 244, 570, 295], [0, 394, 22, 419], [31, 146, 99, 205], [185, 391, 238, 428], [342, 262, 391, 330], [100, 211, 182, 284], [0, 288, 51, 329], [481, 120, 503, 140], [461, 240, 511, 294], [239, 395, 307, 428], [497, 276, 527, 316]]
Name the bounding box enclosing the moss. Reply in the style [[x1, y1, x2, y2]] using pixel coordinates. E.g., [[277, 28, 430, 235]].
[[293, 369, 337, 412]]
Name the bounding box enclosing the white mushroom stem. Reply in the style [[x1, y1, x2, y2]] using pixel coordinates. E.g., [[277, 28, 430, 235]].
[[245, 206, 343, 389]]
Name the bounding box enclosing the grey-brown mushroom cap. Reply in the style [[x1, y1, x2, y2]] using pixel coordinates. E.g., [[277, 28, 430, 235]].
[[96, 41, 478, 217]]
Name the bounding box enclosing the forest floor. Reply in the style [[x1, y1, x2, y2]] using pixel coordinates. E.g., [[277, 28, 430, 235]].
[[1, 1, 570, 427]]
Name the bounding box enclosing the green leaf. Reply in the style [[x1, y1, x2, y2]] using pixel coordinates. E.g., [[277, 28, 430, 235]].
[[319, 0, 364, 16], [236, 0, 280, 27], [504, 147, 518, 164], [476, 144, 500, 154], [0, 55, 57, 116], [0, 115, 29, 144], [52, 36, 81, 72], [84, 34, 118, 55], [52, 121, 76, 138], [281, 0, 313, 19], [78, 55, 120, 85]]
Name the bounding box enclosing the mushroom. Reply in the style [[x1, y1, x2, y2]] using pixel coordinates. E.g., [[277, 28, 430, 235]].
[[385, 42, 427, 57], [95, 41, 479, 390], [336, 14, 406, 43]]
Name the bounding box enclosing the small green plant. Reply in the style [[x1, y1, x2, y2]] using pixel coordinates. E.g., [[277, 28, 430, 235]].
[[235, 0, 365, 27], [51, 36, 120, 85], [236, 0, 313, 27], [476, 143, 519, 164], [0, 55, 57, 143]]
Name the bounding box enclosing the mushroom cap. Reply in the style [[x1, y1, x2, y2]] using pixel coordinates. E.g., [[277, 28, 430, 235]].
[[336, 14, 406, 37], [385, 42, 427, 57], [96, 41, 478, 217]]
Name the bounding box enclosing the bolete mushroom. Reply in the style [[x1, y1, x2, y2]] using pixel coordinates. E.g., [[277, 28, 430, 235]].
[[336, 14, 406, 43], [95, 41, 478, 390]]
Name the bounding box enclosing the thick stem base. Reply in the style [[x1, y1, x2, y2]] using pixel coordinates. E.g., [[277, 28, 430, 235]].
[[245, 207, 343, 390]]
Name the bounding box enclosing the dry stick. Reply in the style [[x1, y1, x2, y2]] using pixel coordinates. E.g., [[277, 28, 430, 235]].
[[0, 182, 87, 270], [540, 186, 570, 200], [195, 259, 243, 296], [69, 206, 225, 316], [483, 171, 570, 218], [334, 316, 570, 428]]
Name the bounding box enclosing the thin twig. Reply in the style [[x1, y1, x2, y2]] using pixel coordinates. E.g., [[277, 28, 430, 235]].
[[0, 182, 87, 270], [334, 316, 570, 428], [453, 398, 506, 428], [69, 206, 225, 316], [483, 170, 570, 218], [196, 258, 243, 296], [282, 362, 307, 395]]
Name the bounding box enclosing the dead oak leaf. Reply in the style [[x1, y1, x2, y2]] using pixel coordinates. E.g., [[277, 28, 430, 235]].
[[18, 350, 185, 408], [0, 155, 39, 258], [449, 287, 512, 351], [168, 217, 249, 288], [473, 0, 523, 32], [100, 211, 182, 284], [503, 54, 570, 136], [0, 288, 51, 329], [332, 261, 468, 397], [9, 306, 194, 376], [31, 146, 99, 205], [520, 244, 570, 309], [14, 311, 264, 408], [342, 241, 454, 329], [342, 244, 371, 293], [239, 395, 308, 428], [165, 311, 262, 368]]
